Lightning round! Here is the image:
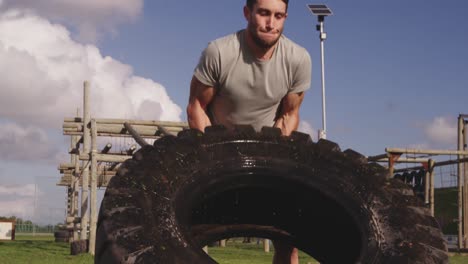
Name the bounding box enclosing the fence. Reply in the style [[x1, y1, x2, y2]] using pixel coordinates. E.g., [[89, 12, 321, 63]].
[[15, 223, 58, 234]]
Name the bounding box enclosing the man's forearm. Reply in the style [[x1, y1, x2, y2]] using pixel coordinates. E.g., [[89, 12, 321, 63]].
[[274, 113, 299, 136], [187, 102, 212, 132]]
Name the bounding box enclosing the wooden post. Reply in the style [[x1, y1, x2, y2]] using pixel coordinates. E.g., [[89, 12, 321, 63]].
[[80, 81, 91, 241], [72, 108, 81, 241], [458, 115, 464, 249], [70, 134, 79, 241], [263, 239, 270, 253], [388, 154, 394, 178], [66, 186, 73, 227], [463, 120, 468, 248], [428, 159, 435, 217], [424, 168, 430, 206], [89, 119, 98, 254], [67, 137, 75, 218], [386, 153, 401, 178]]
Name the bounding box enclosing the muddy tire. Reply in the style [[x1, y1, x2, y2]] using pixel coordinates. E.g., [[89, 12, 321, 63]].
[[95, 126, 448, 264], [71, 239, 88, 255], [54, 230, 70, 243]]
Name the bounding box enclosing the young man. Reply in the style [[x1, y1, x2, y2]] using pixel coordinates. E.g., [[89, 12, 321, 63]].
[[187, 0, 311, 263]]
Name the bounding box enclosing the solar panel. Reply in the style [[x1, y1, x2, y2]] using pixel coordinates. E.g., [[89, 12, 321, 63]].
[[308, 4, 327, 9], [310, 9, 332, 15], [307, 4, 333, 16]]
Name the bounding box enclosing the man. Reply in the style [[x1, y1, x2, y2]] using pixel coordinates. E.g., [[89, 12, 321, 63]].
[[187, 0, 311, 263]]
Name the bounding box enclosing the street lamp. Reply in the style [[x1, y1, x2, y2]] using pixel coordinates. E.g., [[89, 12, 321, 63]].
[[307, 4, 333, 139]]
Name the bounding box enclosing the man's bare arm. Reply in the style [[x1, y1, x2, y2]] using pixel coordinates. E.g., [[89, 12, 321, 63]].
[[187, 76, 215, 132], [274, 92, 305, 136]]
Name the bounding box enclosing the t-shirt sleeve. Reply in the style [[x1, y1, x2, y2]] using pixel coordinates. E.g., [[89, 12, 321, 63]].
[[290, 48, 312, 93], [193, 42, 220, 87]]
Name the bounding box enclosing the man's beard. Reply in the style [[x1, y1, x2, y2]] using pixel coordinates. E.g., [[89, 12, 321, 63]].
[[248, 23, 282, 50]]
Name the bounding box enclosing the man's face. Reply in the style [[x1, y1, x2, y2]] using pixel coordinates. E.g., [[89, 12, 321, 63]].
[[245, 0, 288, 49]]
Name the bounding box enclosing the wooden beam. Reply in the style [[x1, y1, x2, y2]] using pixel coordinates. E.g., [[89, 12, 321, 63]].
[[124, 122, 150, 147], [462, 118, 468, 249], [79, 153, 132, 163], [374, 157, 429, 163], [464, 126, 468, 249], [89, 119, 98, 255], [366, 154, 387, 162], [57, 174, 115, 187], [101, 143, 112, 154], [80, 81, 90, 241], [64, 118, 188, 128], [393, 157, 468, 173], [429, 159, 435, 217], [72, 110, 80, 242], [458, 115, 464, 249], [386, 147, 468, 156]]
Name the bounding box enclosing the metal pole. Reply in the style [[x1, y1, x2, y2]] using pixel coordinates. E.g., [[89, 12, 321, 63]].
[[458, 115, 464, 249], [318, 17, 327, 139], [80, 81, 91, 241]]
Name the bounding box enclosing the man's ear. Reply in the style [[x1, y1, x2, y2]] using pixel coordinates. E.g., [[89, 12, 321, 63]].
[[243, 5, 250, 21]]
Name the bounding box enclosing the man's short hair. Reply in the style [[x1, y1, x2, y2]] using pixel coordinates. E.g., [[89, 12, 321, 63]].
[[246, 0, 289, 10]]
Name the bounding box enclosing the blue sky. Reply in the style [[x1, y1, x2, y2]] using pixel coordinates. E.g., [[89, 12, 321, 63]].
[[101, 0, 468, 153], [0, 0, 467, 224]]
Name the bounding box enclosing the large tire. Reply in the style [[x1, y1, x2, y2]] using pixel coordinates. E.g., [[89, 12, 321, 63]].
[[95, 126, 448, 263], [54, 230, 70, 243]]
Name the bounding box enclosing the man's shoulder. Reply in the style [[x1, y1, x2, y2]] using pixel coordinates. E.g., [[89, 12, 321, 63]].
[[209, 30, 242, 50], [278, 35, 310, 57]]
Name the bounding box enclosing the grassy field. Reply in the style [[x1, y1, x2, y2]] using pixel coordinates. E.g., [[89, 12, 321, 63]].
[[0, 234, 466, 263], [0, 234, 92, 264], [435, 187, 458, 234]]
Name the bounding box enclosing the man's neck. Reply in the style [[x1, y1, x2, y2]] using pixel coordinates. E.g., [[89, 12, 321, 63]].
[[244, 30, 277, 61]]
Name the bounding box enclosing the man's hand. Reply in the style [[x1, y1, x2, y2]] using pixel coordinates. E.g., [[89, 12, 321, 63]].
[[187, 76, 215, 132], [274, 92, 305, 136]]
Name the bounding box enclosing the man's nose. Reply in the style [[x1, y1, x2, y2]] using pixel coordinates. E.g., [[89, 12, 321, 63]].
[[266, 15, 276, 30]]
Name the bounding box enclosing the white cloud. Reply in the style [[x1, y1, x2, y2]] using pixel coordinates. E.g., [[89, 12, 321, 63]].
[[0, 184, 37, 219], [424, 116, 457, 146], [297, 120, 317, 142], [407, 143, 430, 150], [0, 9, 182, 124], [0, 0, 143, 43], [0, 197, 34, 218], [0, 3, 176, 224], [0, 9, 182, 162], [0, 123, 57, 162], [0, 184, 36, 197], [0, 184, 61, 222]]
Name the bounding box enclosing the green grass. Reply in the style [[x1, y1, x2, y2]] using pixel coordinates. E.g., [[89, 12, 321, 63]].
[[1, 235, 466, 263], [0, 234, 93, 264], [435, 187, 458, 234], [209, 239, 318, 264]]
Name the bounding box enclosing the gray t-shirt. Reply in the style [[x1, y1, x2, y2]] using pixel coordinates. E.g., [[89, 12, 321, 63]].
[[194, 30, 311, 131]]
